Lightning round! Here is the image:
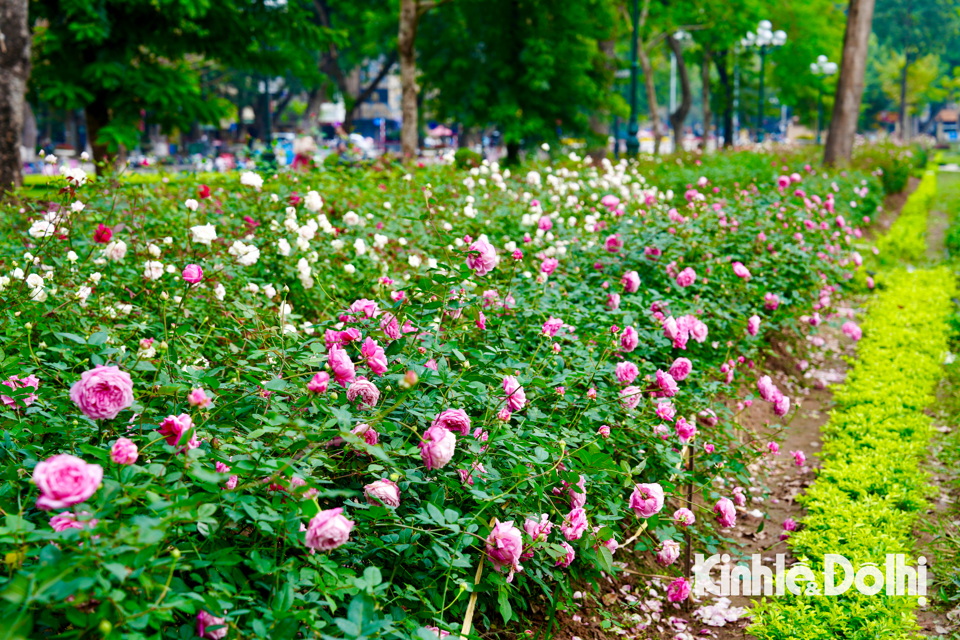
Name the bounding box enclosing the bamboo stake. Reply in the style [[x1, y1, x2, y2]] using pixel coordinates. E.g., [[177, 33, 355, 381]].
[[459, 558, 484, 639]]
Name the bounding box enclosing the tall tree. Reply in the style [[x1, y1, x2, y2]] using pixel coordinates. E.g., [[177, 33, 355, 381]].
[[398, 0, 452, 159], [873, 0, 959, 140], [0, 0, 31, 191], [30, 0, 329, 170], [417, 0, 618, 164], [824, 0, 875, 166], [666, 34, 692, 151]]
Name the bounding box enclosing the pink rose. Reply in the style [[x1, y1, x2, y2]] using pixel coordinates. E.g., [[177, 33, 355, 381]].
[[621, 270, 640, 293], [689, 318, 708, 343], [673, 508, 695, 527], [432, 408, 472, 435], [662, 316, 679, 341], [698, 409, 718, 427], [305, 507, 354, 551], [773, 394, 791, 417], [1, 374, 40, 408], [791, 450, 806, 467], [365, 479, 401, 507], [714, 497, 737, 527], [668, 357, 692, 381], [158, 414, 200, 451], [523, 514, 553, 541], [629, 483, 664, 518], [565, 474, 587, 509], [657, 539, 681, 566], [420, 424, 456, 470], [348, 298, 380, 320], [69, 365, 134, 420], [620, 326, 639, 352], [604, 234, 623, 253], [656, 370, 678, 397], [600, 194, 620, 210], [615, 361, 639, 385], [667, 577, 691, 602], [560, 508, 588, 540], [486, 519, 524, 582], [110, 437, 138, 465], [768, 442, 781, 455], [757, 376, 779, 402], [466, 237, 498, 276], [555, 541, 576, 567], [351, 423, 379, 446], [655, 401, 676, 421], [361, 337, 389, 375], [540, 258, 559, 275], [783, 517, 798, 532], [675, 417, 696, 443], [347, 379, 380, 410], [197, 610, 228, 639], [747, 314, 761, 337], [33, 454, 103, 511], [49, 511, 98, 532], [841, 321, 862, 341], [764, 292, 780, 310], [676, 267, 696, 288], [594, 527, 618, 555], [182, 264, 203, 284], [732, 487, 747, 507], [597, 424, 611, 438], [380, 313, 402, 340], [328, 345, 357, 388], [732, 261, 751, 279], [503, 375, 527, 411], [606, 292, 621, 311], [308, 372, 330, 394], [620, 386, 642, 410], [542, 317, 564, 337], [187, 388, 212, 409]]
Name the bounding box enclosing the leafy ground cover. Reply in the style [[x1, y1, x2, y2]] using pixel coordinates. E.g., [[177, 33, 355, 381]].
[[0, 147, 911, 639]]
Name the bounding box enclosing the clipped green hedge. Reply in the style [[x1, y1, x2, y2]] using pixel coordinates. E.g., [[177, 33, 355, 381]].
[[875, 170, 937, 264], [750, 266, 956, 639]]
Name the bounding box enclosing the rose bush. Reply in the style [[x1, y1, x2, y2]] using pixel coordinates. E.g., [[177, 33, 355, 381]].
[[0, 148, 883, 638]]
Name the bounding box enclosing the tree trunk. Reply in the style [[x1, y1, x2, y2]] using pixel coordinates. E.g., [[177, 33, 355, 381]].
[[506, 140, 521, 165], [823, 0, 876, 166], [398, 0, 419, 159], [898, 51, 910, 141], [0, 0, 31, 191], [85, 97, 114, 173], [716, 50, 733, 148], [701, 46, 712, 152], [22, 99, 36, 160], [667, 35, 692, 153], [638, 46, 663, 154]]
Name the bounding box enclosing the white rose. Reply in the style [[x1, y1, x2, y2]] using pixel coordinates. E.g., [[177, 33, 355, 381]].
[[26, 273, 44, 289], [278, 238, 292, 256], [264, 285, 277, 298], [343, 211, 361, 226], [344, 264, 356, 274], [143, 261, 164, 280], [214, 283, 226, 300], [228, 241, 260, 266], [71, 200, 85, 213], [184, 199, 199, 211], [102, 240, 128, 262], [191, 224, 217, 246], [240, 171, 264, 189], [304, 190, 324, 212], [67, 251, 79, 262], [408, 255, 422, 268], [148, 243, 161, 258], [354, 238, 367, 255]]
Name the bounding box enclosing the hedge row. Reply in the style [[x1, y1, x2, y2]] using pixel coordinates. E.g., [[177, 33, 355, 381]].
[[750, 177, 954, 638], [875, 169, 937, 265]]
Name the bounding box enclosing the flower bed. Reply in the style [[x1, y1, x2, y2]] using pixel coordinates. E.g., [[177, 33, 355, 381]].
[[0, 151, 884, 638], [750, 181, 955, 638]]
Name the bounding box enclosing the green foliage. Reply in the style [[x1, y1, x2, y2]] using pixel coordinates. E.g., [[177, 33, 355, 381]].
[[30, 0, 331, 154], [876, 170, 937, 264], [417, 0, 619, 151]]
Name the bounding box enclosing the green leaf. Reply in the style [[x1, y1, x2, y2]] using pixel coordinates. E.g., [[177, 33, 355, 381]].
[[498, 586, 513, 623]]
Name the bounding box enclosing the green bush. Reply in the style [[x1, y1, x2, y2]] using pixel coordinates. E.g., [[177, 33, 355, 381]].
[[453, 148, 482, 169], [875, 170, 937, 264]]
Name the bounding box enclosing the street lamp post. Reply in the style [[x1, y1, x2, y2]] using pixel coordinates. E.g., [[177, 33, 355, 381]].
[[741, 21, 786, 143], [625, 0, 640, 156], [810, 55, 838, 145]]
